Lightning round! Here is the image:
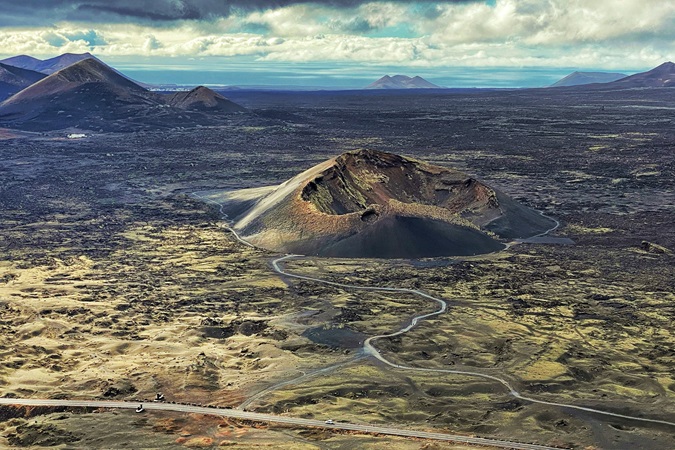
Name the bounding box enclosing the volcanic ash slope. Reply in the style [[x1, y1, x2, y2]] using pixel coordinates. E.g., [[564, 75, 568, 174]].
[[219, 149, 555, 258]]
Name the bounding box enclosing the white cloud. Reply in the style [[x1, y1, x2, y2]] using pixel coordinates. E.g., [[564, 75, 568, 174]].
[[244, 6, 327, 37], [142, 34, 161, 52], [422, 0, 675, 46], [0, 1, 672, 71]]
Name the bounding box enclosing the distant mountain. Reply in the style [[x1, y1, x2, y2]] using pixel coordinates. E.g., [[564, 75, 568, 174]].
[[0, 63, 46, 101], [0, 58, 160, 130], [608, 62, 675, 88], [0, 52, 155, 89], [366, 75, 441, 89], [551, 71, 627, 87], [167, 86, 245, 112], [0, 52, 98, 74], [0, 55, 43, 72], [0, 58, 247, 131]]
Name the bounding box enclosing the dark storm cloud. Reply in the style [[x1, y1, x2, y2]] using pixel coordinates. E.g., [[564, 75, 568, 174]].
[[75, 4, 206, 21], [0, 0, 480, 25], [72, 1, 232, 22]]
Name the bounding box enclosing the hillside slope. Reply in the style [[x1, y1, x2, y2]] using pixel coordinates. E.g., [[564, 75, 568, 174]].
[[0, 63, 46, 101]]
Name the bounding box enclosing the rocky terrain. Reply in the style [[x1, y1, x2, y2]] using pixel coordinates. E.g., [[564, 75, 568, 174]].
[[0, 85, 673, 449]]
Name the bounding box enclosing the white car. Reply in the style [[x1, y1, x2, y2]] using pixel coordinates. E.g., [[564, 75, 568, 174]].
[[324, 419, 334, 425]]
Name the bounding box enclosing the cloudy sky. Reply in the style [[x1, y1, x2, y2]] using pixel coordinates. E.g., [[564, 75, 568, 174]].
[[0, 0, 673, 87]]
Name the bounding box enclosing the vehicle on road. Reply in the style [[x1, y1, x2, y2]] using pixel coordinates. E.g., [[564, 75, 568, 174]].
[[324, 419, 334, 425], [135, 404, 144, 413]]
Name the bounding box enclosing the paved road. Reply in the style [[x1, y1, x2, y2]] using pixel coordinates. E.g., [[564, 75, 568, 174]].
[[0, 398, 564, 450]]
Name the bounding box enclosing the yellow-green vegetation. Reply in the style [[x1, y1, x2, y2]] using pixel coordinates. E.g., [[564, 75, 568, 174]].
[[254, 243, 674, 447], [565, 224, 613, 234], [634, 171, 661, 178], [238, 126, 268, 133], [0, 199, 337, 407], [2, 193, 673, 449]]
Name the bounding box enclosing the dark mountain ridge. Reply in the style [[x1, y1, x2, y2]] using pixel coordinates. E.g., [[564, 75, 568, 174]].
[[609, 61, 675, 87], [0, 55, 43, 72], [0, 63, 46, 101], [1, 52, 98, 74], [560, 62, 675, 90], [551, 71, 627, 87], [167, 86, 246, 112], [0, 58, 246, 131]]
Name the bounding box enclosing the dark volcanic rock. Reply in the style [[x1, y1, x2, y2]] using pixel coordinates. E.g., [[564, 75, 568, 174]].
[[7, 423, 81, 447], [640, 240, 671, 254], [101, 381, 137, 398]]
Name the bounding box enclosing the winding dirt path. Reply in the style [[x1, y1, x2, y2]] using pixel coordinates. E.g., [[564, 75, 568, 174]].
[[270, 255, 675, 429]]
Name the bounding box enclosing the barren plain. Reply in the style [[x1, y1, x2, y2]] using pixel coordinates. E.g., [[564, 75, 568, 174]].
[[0, 87, 673, 449]]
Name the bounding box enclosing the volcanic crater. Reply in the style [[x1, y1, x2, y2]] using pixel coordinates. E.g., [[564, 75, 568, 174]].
[[216, 149, 555, 258]]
